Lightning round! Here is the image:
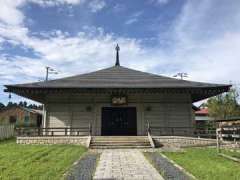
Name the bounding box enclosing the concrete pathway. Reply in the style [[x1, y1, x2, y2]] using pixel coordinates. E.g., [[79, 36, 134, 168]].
[[93, 149, 164, 180]]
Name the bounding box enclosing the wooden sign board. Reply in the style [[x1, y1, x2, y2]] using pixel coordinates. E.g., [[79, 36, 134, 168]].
[[112, 96, 127, 105]]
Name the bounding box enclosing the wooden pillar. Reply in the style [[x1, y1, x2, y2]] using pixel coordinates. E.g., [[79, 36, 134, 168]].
[[43, 104, 47, 128]]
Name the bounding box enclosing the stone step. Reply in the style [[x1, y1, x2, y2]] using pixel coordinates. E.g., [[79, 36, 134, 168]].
[[90, 145, 151, 149], [92, 136, 148, 141], [91, 142, 151, 146], [92, 136, 147, 138], [91, 142, 150, 146], [91, 140, 149, 143], [90, 136, 152, 149], [91, 141, 149, 143], [91, 139, 150, 141]]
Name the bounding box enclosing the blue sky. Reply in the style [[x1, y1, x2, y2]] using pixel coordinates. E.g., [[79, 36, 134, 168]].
[[0, 0, 240, 104]]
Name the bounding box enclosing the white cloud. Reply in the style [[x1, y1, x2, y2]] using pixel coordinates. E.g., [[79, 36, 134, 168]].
[[125, 11, 143, 25], [1, 0, 239, 81], [29, 0, 84, 7], [112, 4, 125, 13], [149, 0, 169, 5], [0, 0, 240, 104], [0, 0, 84, 26], [168, 0, 240, 84], [173, 0, 240, 49], [0, 0, 26, 26], [0, 56, 45, 81], [88, 0, 106, 13], [156, 0, 169, 4], [125, 18, 138, 25]]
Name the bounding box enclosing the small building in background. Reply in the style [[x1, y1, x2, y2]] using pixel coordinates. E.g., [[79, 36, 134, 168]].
[[0, 106, 43, 127], [195, 108, 214, 128]]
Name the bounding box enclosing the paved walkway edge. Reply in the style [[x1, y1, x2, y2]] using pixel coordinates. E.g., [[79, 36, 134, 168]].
[[160, 153, 197, 180], [65, 152, 100, 180]]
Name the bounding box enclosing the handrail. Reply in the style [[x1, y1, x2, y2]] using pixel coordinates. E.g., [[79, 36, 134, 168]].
[[147, 120, 151, 134], [146, 120, 155, 148], [87, 122, 92, 148], [89, 122, 92, 136]]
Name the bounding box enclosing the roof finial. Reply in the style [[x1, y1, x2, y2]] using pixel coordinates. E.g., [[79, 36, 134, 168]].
[[115, 44, 120, 66]]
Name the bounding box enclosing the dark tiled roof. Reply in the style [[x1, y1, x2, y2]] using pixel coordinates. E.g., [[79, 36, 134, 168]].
[[5, 66, 230, 89], [0, 106, 42, 115], [195, 108, 209, 115]]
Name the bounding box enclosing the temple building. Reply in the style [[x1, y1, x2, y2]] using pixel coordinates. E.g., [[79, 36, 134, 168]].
[[5, 45, 231, 136]]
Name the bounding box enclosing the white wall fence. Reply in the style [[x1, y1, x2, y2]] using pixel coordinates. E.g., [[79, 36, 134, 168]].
[[0, 124, 15, 140]]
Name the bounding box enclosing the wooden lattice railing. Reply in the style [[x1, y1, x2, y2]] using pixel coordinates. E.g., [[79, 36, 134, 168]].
[[16, 125, 92, 137], [149, 126, 216, 137]]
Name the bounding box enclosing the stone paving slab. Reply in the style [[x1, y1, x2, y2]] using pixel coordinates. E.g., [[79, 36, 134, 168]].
[[93, 149, 164, 180]]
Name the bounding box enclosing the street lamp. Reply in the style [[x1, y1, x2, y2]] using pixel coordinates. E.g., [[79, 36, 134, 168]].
[[45, 66, 58, 81], [173, 72, 188, 80]]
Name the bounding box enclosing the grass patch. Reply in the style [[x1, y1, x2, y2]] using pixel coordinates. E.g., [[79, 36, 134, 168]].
[[221, 149, 240, 159], [0, 139, 87, 180], [163, 148, 240, 180]]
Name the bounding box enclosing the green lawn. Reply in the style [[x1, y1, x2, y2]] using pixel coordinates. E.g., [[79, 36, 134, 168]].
[[163, 148, 240, 180], [221, 149, 240, 159], [0, 139, 87, 180]]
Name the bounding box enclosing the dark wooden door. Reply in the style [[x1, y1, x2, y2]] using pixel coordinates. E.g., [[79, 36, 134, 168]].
[[101, 107, 137, 136]]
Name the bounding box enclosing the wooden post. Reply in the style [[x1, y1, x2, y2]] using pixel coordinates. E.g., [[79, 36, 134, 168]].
[[42, 104, 47, 136], [219, 128, 222, 153], [65, 128, 67, 136], [38, 128, 40, 136], [233, 131, 236, 144], [216, 128, 220, 153]]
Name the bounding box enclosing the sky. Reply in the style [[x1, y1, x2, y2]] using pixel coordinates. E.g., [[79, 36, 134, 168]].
[[0, 0, 240, 104]]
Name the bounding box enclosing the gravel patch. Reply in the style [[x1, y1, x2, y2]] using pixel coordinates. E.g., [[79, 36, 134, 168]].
[[66, 153, 99, 180], [145, 152, 191, 180]]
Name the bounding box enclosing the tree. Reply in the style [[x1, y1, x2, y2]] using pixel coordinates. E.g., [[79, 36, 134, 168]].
[[23, 101, 27, 107], [7, 102, 17, 107], [206, 88, 240, 119], [3, 101, 42, 110], [19, 101, 24, 107], [0, 103, 5, 110]]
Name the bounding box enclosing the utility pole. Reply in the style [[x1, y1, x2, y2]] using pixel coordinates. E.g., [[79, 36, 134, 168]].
[[45, 66, 58, 81], [8, 93, 11, 103], [45, 66, 49, 81], [43, 66, 58, 131], [173, 72, 188, 80]]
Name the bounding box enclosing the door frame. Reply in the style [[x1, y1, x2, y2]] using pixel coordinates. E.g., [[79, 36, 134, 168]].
[[101, 106, 137, 136]]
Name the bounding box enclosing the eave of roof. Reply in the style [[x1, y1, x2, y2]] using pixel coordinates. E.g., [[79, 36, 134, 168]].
[[4, 65, 231, 103]]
